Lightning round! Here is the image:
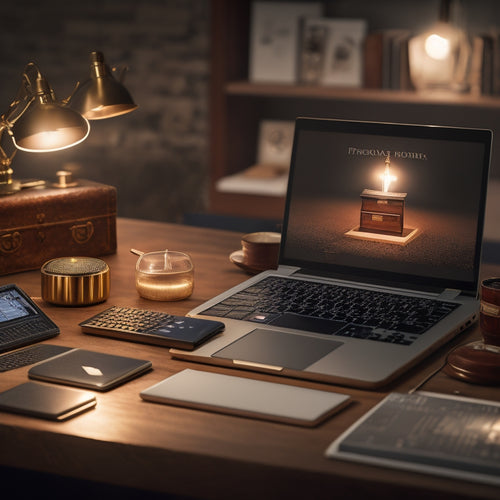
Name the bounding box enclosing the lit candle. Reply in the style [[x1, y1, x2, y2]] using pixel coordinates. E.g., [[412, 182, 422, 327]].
[[380, 155, 397, 192]]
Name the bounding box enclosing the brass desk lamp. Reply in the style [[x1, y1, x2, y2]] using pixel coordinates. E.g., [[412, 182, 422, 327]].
[[0, 51, 137, 196], [68, 51, 138, 120]]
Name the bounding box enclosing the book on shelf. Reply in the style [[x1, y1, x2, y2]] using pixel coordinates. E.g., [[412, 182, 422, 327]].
[[249, 1, 323, 84], [481, 34, 495, 95], [363, 29, 414, 91], [491, 30, 500, 96], [470, 34, 494, 95], [363, 31, 384, 89]]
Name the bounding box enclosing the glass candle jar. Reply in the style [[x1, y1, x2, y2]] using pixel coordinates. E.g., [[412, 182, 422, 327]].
[[135, 250, 194, 301]]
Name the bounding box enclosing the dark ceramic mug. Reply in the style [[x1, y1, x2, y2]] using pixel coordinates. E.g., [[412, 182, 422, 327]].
[[480, 277, 500, 347], [241, 232, 281, 271]]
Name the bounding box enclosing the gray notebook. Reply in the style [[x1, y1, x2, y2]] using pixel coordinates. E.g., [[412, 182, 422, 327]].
[[141, 368, 351, 426], [28, 348, 152, 391]]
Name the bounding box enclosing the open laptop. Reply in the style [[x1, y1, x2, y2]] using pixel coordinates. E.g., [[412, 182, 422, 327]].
[[171, 118, 492, 389]]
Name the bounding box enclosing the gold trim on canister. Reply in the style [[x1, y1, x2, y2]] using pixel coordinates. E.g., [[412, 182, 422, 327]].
[[41, 256, 110, 306]]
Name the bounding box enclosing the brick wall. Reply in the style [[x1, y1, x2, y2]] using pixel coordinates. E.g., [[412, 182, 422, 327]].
[[0, 0, 210, 223]]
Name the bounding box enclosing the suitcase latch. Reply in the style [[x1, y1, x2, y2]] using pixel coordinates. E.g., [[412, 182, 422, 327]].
[[70, 221, 94, 244], [0, 232, 22, 253]]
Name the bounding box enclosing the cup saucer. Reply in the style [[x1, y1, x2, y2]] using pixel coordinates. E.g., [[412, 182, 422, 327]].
[[229, 250, 263, 275]]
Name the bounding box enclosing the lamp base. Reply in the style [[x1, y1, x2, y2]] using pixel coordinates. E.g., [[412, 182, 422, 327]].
[[0, 179, 21, 196], [0, 179, 46, 196], [444, 341, 500, 385]]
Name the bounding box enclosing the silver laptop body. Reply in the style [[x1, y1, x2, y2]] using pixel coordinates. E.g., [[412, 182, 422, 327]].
[[171, 118, 492, 389]]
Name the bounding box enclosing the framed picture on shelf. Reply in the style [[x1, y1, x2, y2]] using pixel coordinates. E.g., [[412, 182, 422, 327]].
[[300, 18, 367, 87], [215, 120, 294, 197], [249, 1, 323, 83], [256, 119, 295, 168]]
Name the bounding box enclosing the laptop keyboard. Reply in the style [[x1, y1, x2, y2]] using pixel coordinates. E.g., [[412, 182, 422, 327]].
[[0, 344, 71, 372], [200, 276, 459, 345], [0, 317, 60, 354]]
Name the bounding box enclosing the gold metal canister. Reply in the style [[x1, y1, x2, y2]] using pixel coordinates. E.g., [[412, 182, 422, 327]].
[[41, 256, 110, 306]]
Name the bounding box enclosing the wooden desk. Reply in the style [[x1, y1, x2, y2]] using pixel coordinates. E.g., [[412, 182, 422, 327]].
[[0, 218, 499, 499]]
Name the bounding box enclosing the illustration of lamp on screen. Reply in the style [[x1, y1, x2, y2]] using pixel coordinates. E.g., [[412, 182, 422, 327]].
[[358, 154, 407, 236]]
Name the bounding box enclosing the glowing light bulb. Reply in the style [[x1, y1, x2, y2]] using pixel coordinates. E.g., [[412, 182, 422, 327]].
[[424, 33, 451, 60]]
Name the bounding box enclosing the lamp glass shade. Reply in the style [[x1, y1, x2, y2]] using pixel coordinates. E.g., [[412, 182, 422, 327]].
[[11, 102, 90, 152]]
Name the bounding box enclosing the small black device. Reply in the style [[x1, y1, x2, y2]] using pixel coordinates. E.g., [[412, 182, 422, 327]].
[[79, 306, 225, 350], [0, 284, 60, 354], [0, 381, 96, 421]]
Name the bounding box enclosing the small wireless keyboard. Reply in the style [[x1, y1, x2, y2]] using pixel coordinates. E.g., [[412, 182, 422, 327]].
[[79, 306, 225, 350]]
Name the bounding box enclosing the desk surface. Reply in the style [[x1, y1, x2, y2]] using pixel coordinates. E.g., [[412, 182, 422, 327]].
[[1, 217, 499, 500]]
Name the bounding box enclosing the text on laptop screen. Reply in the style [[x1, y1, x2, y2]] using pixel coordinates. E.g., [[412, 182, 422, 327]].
[[281, 119, 491, 293]]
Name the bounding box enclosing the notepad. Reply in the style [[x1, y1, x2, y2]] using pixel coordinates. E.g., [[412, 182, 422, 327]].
[[0, 382, 96, 421], [325, 391, 500, 487], [140, 368, 351, 426]]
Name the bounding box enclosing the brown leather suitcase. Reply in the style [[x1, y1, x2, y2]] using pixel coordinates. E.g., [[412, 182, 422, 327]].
[[0, 180, 117, 275]]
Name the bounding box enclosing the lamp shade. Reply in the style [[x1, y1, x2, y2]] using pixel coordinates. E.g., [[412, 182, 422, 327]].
[[11, 101, 90, 152], [69, 51, 138, 120]]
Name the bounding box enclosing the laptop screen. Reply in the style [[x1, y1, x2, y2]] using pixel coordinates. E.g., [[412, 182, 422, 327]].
[[280, 118, 492, 295]]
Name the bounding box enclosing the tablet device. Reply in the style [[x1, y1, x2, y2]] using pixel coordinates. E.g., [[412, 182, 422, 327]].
[[140, 368, 351, 426], [0, 283, 59, 354], [28, 348, 152, 391], [0, 381, 96, 421]]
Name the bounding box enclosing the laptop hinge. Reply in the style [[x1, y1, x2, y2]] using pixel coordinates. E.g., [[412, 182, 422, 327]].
[[277, 265, 301, 276], [438, 288, 461, 300]]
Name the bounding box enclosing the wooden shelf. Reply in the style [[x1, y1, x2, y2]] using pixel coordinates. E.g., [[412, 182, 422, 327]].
[[207, 0, 500, 222], [225, 81, 500, 108]]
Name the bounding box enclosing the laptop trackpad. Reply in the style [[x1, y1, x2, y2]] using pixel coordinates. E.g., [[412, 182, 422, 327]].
[[212, 328, 343, 371]]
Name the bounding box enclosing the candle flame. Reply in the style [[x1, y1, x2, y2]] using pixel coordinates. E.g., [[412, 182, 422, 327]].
[[380, 155, 396, 192]]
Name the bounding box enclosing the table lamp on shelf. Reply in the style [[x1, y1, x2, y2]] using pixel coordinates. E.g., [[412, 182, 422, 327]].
[[408, 0, 471, 93], [0, 50, 137, 196]]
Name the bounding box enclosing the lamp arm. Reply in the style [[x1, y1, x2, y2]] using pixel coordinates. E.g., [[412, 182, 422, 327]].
[[62, 81, 82, 106], [1, 62, 43, 127], [0, 122, 9, 161], [0, 62, 43, 185], [0, 121, 17, 187]]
